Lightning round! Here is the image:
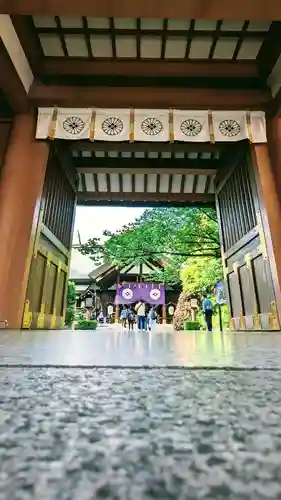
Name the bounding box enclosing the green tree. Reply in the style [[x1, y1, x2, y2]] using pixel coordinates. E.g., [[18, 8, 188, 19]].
[[79, 207, 221, 285], [65, 281, 76, 325], [180, 257, 223, 296]]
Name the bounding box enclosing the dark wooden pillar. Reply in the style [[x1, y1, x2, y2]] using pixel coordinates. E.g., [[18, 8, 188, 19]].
[[0, 113, 49, 328], [162, 304, 167, 324], [115, 269, 120, 323], [251, 142, 281, 324], [0, 121, 11, 173], [266, 117, 281, 201]]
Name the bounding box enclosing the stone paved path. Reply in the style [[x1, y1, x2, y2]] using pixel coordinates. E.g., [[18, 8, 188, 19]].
[[1, 328, 281, 499], [1, 326, 281, 367]]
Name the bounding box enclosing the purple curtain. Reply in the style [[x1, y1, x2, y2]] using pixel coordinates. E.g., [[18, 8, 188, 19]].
[[115, 282, 165, 305]]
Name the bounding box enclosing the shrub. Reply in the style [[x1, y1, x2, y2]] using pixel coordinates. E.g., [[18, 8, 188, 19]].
[[65, 307, 75, 325], [65, 281, 76, 326], [75, 319, 98, 330], [184, 320, 201, 331]]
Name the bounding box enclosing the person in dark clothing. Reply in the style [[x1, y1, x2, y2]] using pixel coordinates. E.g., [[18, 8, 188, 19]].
[[202, 295, 213, 332], [127, 307, 134, 331]]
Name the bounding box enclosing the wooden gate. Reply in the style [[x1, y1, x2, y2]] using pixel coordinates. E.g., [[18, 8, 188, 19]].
[[22, 147, 77, 329], [216, 143, 280, 331]]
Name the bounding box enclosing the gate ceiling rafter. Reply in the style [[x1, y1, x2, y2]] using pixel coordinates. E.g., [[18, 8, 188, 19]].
[[3, 0, 281, 20], [1, 14, 281, 114]]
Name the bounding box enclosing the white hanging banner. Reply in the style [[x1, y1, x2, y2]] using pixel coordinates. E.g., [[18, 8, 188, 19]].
[[36, 107, 92, 140], [250, 111, 267, 143], [36, 107, 267, 143], [55, 108, 92, 140], [36, 107, 55, 139], [95, 109, 130, 142], [134, 109, 169, 142], [174, 110, 210, 142], [212, 111, 248, 142]]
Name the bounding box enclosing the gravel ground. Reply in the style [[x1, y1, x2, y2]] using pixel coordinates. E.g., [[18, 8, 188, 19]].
[[1, 368, 281, 500]]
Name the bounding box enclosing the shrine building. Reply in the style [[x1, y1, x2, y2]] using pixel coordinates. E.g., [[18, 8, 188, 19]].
[[71, 256, 180, 323]]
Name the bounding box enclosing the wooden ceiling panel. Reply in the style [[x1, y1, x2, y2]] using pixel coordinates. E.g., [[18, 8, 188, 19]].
[[109, 172, 119, 192], [13, 15, 272, 91], [135, 173, 145, 192], [237, 39, 263, 60], [90, 35, 112, 57], [196, 174, 207, 193], [213, 38, 238, 60], [115, 36, 136, 58], [147, 174, 157, 193], [59, 16, 83, 28], [84, 172, 95, 191], [165, 37, 186, 59], [77, 170, 216, 206], [97, 172, 107, 191], [159, 174, 169, 193], [64, 35, 88, 57], [39, 34, 64, 56], [171, 174, 182, 193], [29, 15, 272, 63], [122, 173, 132, 192], [184, 175, 195, 193]]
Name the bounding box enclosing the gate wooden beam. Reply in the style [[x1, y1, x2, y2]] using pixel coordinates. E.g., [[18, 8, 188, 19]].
[[269, 87, 281, 117], [41, 59, 258, 80], [11, 16, 43, 75], [29, 81, 270, 110], [77, 191, 214, 203], [257, 22, 281, 81], [70, 142, 223, 153], [0, 39, 28, 113], [73, 157, 220, 171], [77, 167, 218, 176], [3, 0, 281, 20]]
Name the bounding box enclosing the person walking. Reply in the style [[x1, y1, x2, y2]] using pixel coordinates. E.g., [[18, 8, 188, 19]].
[[202, 295, 213, 332], [120, 307, 128, 328], [147, 306, 157, 331], [127, 307, 134, 331], [135, 300, 146, 331]]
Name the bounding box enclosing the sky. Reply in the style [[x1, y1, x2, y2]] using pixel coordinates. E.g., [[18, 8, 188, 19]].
[[72, 206, 146, 245], [70, 206, 146, 278]]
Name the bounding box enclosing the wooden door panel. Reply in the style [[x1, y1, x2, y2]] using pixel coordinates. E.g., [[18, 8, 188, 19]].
[[216, 145, 278, 331], [22, 147, 76, 329]]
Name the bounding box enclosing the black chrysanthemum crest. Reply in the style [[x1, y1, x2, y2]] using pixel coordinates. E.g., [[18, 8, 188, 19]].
[[63, 116, 85, 135], [219, 119, 241, 137], [141, 117, 163, 136], [102, 117, 124, 136]]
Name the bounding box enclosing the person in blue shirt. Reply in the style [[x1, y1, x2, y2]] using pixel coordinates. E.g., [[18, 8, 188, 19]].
[[201, 295, 213, 332]]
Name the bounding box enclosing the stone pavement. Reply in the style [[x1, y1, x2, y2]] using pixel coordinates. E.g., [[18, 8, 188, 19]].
[[1, 327, 281, 499], [1, 325, 281, 367]]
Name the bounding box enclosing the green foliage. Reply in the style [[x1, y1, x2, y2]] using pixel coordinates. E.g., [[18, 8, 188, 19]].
[[184, 320, 201, 331], [75, 319, 98, 330], [67, 281, 76, 305], [180, 257, 223, 296], [74, 310, 84, 321], [65, 308, 75, 326], [79, 207, 221, 286], [66, 281, 76, 326]]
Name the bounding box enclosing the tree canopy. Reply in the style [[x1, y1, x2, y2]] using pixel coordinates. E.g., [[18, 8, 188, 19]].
[[79, 206, 222, 289], [180, 257, 223, 295]]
